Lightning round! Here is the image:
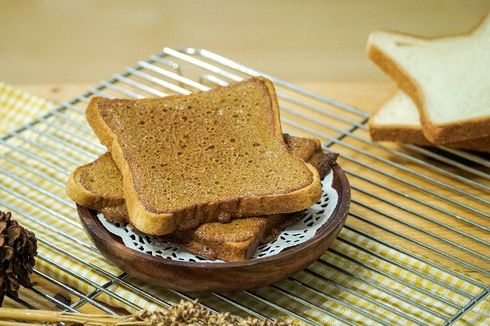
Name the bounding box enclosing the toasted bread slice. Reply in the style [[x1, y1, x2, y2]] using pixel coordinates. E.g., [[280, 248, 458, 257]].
[[367, 14, 490, 143], [67, 135, 331, 215], [163, 212, 304, 262], [100, 205, 128, 224], [85, 77, 322, 235], [67, 135, 336, 261], [66, 153, 125, 209], [98, 206, 304, 261], [167, 147, 336, 261], [369, 91, 490, 152]]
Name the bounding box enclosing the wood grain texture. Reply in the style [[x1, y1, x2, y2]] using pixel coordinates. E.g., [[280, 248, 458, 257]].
[[78, 164, 350, 292], [1, 1, 488, 84]]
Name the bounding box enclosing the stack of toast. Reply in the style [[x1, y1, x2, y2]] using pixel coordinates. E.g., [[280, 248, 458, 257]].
[[367, 14, 490, 152], [67, 77, 337, 262]]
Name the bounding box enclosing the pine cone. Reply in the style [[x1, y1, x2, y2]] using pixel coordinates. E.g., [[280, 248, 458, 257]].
[[0, 210, 37, 305]]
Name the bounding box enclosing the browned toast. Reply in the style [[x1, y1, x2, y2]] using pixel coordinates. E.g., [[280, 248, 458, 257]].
[[162, 137, 336, 261], [100, 204, 128, 224], [66, 153, 124, 209], [85, 77, 322, 235], [67, 135, 336, 261], [163, 212, 304, 261], [67, 135, 335, 216]]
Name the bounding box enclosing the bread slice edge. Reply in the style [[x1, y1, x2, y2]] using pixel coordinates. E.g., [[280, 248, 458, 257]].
[[66, 164, 125, 209], [88, 79, 322, 235], [369, 91, 490, 152], [367, 23, 490, 143]]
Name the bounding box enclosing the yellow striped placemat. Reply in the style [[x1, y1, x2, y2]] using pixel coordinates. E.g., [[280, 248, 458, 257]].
[[0, 82, 488, 325]]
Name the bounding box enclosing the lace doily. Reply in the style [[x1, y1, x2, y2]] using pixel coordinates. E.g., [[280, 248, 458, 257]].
[[97, 170, 338, 263]]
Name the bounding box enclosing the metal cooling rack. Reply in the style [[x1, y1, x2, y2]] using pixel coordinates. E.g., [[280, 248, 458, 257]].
[[1, 48, 489, 325]]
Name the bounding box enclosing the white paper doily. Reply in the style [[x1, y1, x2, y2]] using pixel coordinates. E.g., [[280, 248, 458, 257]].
[[97, 170, 338, 263]]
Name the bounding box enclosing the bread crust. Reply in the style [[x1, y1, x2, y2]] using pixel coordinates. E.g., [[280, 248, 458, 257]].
[[66, 163, 125, 209], [86, 97, 114, 147], [67, 136, 327, 211], [369, 118, 490, 152], [86, 77, 322, 235], [68, 134, 335, 261], [369, 119, 431, 146], [369, 93, 490, 152], [367, 14, 490, 144], [120, 148, 320, 235], [165, 212, 304, 262]]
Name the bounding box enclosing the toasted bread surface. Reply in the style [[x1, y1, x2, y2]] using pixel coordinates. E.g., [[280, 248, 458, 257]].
[[66, 153, 125, 209], [67, 136, 324, 211], [162, 141, 334, 261], [100, 204, 128, 224], [163, 212, 304, 262], [86, 77, 321, 235], [69, 135, 336, 261]]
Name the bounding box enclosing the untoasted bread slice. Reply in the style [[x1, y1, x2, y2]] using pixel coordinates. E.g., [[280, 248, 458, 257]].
[[86, 77, 322, 235], [68, 135, 335, 261], [369, 91, 490, 152], [367, 14, 490, 143]]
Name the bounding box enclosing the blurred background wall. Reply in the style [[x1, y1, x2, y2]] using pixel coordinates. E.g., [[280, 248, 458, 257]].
[[0, 0, 488, 84]]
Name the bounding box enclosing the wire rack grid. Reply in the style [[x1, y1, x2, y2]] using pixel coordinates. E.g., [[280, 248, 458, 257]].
[[0, 47, 489, 325]]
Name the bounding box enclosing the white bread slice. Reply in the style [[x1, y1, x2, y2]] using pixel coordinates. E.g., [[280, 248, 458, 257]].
[[370, 91, 490, 152], [367, 14, 490, 144]]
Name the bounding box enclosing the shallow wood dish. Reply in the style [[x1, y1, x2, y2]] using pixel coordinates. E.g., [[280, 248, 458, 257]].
[[78, 164, 350, 292]]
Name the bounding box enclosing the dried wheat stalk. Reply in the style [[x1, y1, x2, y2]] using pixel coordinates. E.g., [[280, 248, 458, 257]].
[[0, 300, 292, 325]]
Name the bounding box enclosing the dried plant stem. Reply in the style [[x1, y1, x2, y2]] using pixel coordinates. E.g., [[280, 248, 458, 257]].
[[0, 301, 290, 325], [0, 308, 127, 325], [0, 322, 45, 326]]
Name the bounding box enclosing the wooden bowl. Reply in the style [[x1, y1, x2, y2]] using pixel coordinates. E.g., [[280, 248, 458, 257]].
[[78, 164, 350, 292]]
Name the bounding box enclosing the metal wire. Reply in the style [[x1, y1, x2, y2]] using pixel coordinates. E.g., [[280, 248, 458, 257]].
[[161, 49, 489, 209], [0, 48, 488, 325]]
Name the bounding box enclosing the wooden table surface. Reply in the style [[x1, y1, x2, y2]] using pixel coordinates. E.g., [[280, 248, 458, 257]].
[[2, 1, 488, 84], [13, 81, 488, 311]]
